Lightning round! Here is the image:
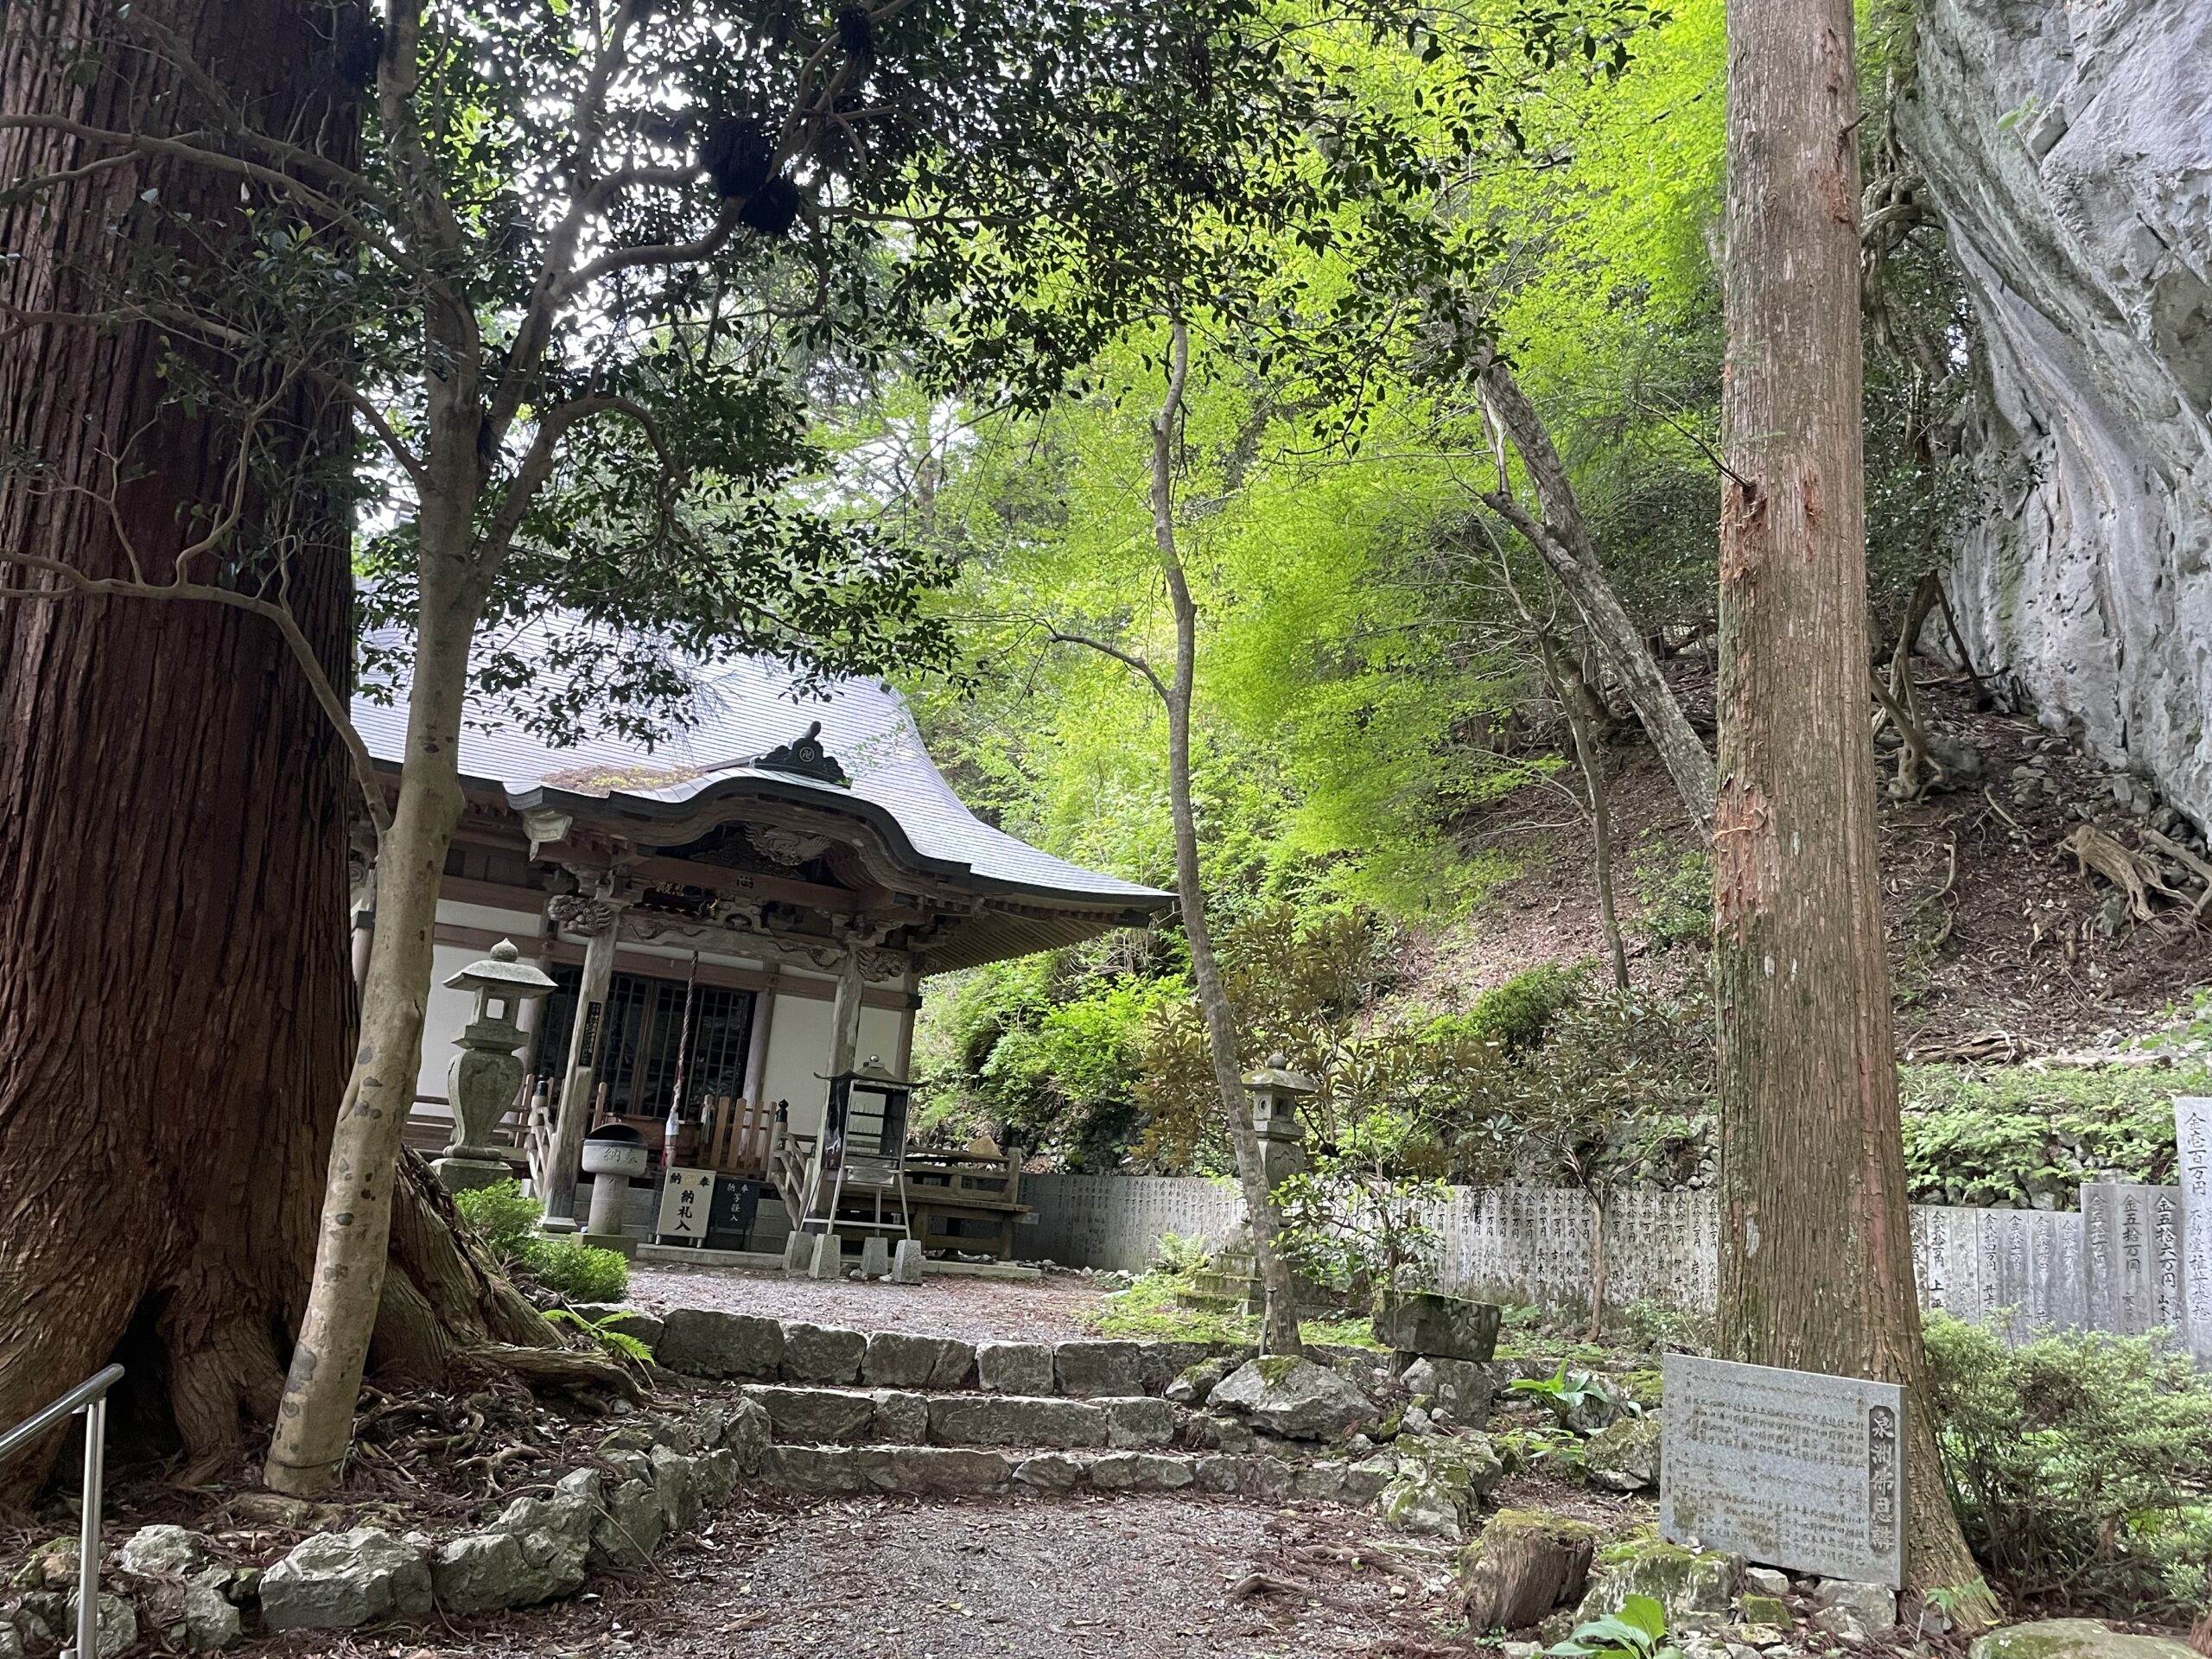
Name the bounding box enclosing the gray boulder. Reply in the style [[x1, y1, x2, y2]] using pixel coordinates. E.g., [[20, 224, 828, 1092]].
[[1811, 1578, 1897, 1638], [1013, 1453, 1085, 1491], [1209, 1357, 1376, 1440], [1089, 1453, 1196, 1491], [863, 1331, 977, 1390], [260, 1529, 434, 1631], [1402, 1356, 1499, 1420], [1164, 1356, 1232, 1405], [1971, 1621, 2201, 1659], [721, 1395, 773, 1476], [180, 1578, 240, 1650], [1137, 1341, 1224, 1394], [780, 1322, 868, 1384], [652, 1443, 701, 1533], [976, 1339, 1058, 1395], [882, 1446, 1014, 1495], [1574, 1541, 1739, 1624], [1056, 1339, 1146, 1397], [870, 1389, 931, 1444], [1103, 1395, 1177, 1448], [1582, 1414, 1662, 1493], [654, 1308, 782, 1378], [119, 1523, 214, 1580], [741, 1383, 877, 1443], [926, 1393, 1105, 1448], [1373, 1294, 1502, 1363], [588, 1477, 666, 1569]]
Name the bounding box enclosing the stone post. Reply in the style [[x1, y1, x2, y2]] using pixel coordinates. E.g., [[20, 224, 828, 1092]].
[[545, 890, 627, 1228], [433, 941, 557, 1193]]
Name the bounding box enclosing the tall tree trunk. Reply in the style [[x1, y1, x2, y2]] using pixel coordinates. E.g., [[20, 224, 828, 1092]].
[[1151, 318, 1302, 1357], [0, 0, 358, 1496], [1714, 0, 1987, 1604]]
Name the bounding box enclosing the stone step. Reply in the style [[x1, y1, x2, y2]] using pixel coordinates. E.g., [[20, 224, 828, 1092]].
[[758, 1442, 1399, 1506], [652, 1313, 1265, 1397], [737, 1383, 1192, 1451]]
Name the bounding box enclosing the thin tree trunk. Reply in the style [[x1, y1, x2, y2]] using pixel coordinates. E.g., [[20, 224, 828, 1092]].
[[1714, 0, 1988, 1605], [0, 0, 357, 1497], [1586, 1192, 1607, 1343], [1477, 359, 1717, 828], [265, 577, 474, 1494], [1541, 632, 1630, 990], [1151, 317, 1302, 1357]]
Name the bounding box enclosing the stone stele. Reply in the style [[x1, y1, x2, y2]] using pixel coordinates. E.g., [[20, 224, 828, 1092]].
[[2177, 1097, 2212, 1369], [1659, 1353, 1906, 1589]]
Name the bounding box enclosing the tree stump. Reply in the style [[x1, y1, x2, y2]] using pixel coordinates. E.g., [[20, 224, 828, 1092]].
[[1459, 1509, 1599, 1633]]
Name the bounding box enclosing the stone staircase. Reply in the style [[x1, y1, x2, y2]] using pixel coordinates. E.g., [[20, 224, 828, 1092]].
[[639, 1309, 1409, 1506]]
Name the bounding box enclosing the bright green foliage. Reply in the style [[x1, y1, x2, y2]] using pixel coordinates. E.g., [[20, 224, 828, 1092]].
[[1898, 1065, 2196, 1207], [1923, 1313, 2212, 1615], [454, 1179, 543, 1263], [543, 1307, 653, 1365], [1546, 1592, 1681, 1659], [1510, 1362, 1643, 1432], [1422, 963, 1592, 1052], [524, 1237, 631, 1305], [451, 1179, 629, 1300]]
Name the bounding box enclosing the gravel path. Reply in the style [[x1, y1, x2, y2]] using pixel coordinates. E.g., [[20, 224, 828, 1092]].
[[249, 1493, 1474, 1659], [628, 1264, 1110, 1344]]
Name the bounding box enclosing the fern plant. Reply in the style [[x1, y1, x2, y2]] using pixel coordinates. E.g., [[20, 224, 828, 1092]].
[[544, 1306, 653, 1365]]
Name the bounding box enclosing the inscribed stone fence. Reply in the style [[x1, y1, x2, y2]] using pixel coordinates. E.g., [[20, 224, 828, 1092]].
[[1024, 1098, 2211, 1361]]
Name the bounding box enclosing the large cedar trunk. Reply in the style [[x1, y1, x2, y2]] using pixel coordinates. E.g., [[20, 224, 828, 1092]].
[[0, 0, 359, 1491], [1713, 0, 1982, 1598]]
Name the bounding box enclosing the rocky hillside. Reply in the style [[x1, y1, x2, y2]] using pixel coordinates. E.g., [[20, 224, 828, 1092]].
[[1902, 0, 2212, 828], [1408, 669, 2210, 1054]]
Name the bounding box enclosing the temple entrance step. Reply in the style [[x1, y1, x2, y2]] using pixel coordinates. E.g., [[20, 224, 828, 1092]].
[[734, 1382, 1243, 1452], [651, 1312, 1284, 1398], [757, 1443, 1395, 1507]]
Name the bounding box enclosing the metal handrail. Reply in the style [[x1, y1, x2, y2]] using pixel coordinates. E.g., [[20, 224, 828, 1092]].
[[1, 1363, 123, 1659]]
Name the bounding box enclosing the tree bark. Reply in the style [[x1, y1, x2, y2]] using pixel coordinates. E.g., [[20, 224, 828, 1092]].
[[0, 0, 358, 1497], [1540, 632, 1630, 990], [1151, 319, 1303, 1357], [265, 575, 474, 1494], [1713, 0, 1988, 1605], [1477, 359, 1717, 829]]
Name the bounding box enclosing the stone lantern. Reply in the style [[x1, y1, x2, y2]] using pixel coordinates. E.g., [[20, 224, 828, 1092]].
[[1242, 1052, 1316, 1190], [434, 939, 556, 1193]]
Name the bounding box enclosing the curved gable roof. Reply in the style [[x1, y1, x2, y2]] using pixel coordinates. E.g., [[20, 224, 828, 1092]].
[[351, 649, 1167, 912]]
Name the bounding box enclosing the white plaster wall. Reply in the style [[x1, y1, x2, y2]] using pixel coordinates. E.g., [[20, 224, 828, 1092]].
[[761, 991, 836, 1134], [857, 1005, 906, 1075], [442, 899, 544, 935], [416, 939, 488, 1102]]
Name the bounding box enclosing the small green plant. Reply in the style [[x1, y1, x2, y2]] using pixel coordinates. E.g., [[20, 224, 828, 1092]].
[[1150, 1230, 1214, 1275], [523, 1236, 630, 1302], [1510, 1362, 1641, 1430], [453, 1177, 543, 1262], [1630, 840, 1712, 950], [1546, 1593, 1680, 1659], [543, 1306, 652, 1364]]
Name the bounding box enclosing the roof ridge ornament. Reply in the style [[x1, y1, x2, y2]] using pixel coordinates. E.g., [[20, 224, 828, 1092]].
[[752, 719, 849, 785]]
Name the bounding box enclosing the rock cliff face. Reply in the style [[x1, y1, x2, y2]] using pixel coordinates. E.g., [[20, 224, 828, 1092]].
[[1900, 0, 2212, 828]]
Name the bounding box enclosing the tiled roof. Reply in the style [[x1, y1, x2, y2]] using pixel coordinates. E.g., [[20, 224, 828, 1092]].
[[352, 646, 1166, 912]]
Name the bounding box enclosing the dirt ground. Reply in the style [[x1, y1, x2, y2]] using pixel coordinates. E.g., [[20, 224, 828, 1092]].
[[241, 1493, 1476, 1659], [628, 1265, 1110, 1342], [1406, 665, 2212, 1051]]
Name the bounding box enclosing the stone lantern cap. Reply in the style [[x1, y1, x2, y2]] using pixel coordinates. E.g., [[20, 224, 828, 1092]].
[[444, 938, 557, 997], [1241, 1052, 1318, 1094]]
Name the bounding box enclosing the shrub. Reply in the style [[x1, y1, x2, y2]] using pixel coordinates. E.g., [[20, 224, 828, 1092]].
[[1898, 1065, 2195, 1208], [1923, 1311, 2212, 1615], [1429, 962, 1591, 1052], [523, 1236, 630, 1303], [1150, 1229, 1214, 1275], [1630, 841, 1711, 950], [454, 1178, 543, 1262]]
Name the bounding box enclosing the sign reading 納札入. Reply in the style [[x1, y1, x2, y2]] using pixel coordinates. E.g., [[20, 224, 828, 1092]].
[[656, 1167, 715, 1244]]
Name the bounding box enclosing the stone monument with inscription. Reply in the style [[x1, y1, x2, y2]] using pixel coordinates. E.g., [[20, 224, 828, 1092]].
[[1661, 1354, 1905, 1588], [2180, 1097, 2212, 1367]]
